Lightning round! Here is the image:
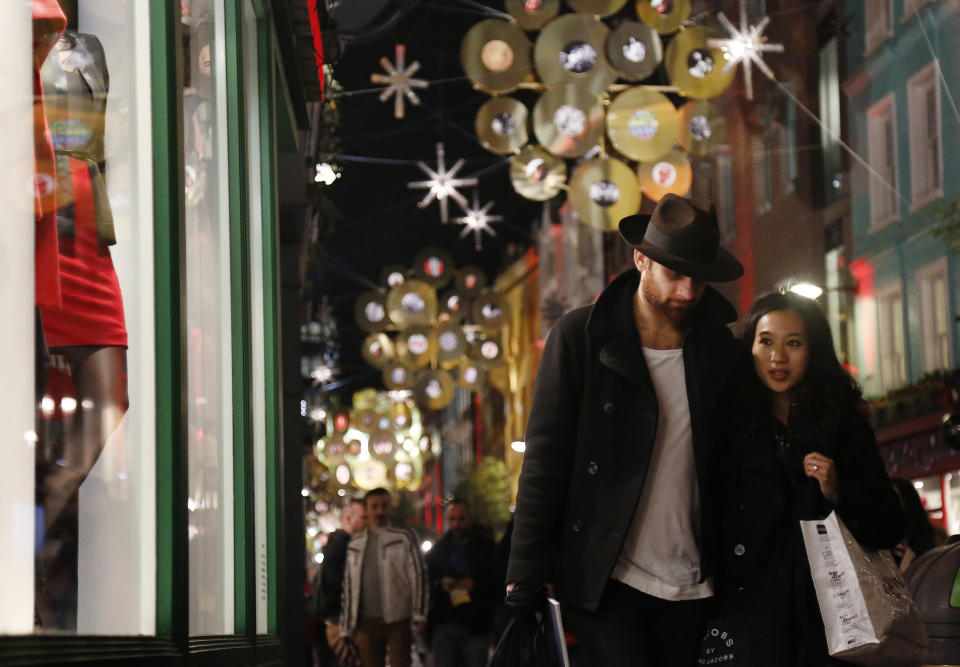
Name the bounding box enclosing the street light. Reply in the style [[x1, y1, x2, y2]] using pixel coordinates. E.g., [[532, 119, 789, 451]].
[[789, 282, 824, 299]]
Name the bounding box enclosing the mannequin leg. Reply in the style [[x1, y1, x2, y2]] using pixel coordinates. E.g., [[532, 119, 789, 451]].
[[39, 345, 128, 531]]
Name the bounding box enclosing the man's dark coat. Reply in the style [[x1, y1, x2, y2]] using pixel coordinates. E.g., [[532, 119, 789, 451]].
[[506, 269, 740, 611]]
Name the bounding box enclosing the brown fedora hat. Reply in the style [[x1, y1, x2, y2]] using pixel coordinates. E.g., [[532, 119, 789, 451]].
[[618, 193, 744, 282]]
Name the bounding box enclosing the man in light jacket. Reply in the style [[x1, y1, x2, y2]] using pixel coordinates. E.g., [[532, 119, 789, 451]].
[[340, 487, 428, 667]]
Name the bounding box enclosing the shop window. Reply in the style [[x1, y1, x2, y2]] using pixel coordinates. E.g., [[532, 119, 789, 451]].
[[242, 0, 270, 634], [865, 0, 892, 54], [182, 0, 235, 635], [948, 473, 960, 537], [877, 284, 907, 391], [0, 0, 156, 635], [914, 475, 945, 528], [907, 62, 942, 209], [917, 258, 952, 373], [867, 95, 899, 230]]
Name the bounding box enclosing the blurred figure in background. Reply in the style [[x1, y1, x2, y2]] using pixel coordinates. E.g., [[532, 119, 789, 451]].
[[891, 478, 941, 571], [425, 499, 499, 667], [340, 488, 428, 667], [315, 499, 366, 666]]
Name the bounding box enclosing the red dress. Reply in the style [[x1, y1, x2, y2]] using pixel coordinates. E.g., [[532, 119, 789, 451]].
[[39, 156, 127, 348], [37, 30, 127, 348]]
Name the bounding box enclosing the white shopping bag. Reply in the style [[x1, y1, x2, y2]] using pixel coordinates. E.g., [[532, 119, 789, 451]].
[[800, 511, 926, 666]]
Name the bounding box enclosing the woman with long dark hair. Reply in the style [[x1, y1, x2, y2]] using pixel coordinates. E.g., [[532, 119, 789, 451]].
[[710, 291, 906, 666]]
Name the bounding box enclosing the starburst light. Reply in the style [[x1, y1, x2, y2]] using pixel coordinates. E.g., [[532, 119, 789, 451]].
[[370, 44, 429, 119], [454, 190, 502, 251], [706, 0, 784, 101], [408, 143, 479, 223]]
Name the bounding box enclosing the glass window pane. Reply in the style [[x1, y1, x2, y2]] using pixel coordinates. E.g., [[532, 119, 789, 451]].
[[242, 0, 270, 634], [183, 0, 235, 635], [0, 0, 155, 635]]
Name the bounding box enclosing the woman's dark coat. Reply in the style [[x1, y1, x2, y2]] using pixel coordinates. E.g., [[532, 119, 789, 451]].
[[506, 269, 740, 611], [710, 384, 907, 666]]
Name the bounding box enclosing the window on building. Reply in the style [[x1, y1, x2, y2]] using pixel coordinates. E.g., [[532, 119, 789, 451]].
[[865, 0, 892, 53], [917, 258, 952, 373], [877, 285, 907, 391], [867, 95, 899, 229], [907, 62, 942, 208]]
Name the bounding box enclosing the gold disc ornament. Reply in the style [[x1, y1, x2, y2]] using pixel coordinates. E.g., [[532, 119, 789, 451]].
[[534, 13, 617, 95], [436, 323, 468, 365], [509, 145, 567, 200], [605, 20, 662, 81], [504, 0, 560, 31], [361, 332, 395, 369], [637, 148, 692, 202], [476, 97, 529, 155], [438, 288, 470, 324], [472, 291, 509, 329], [414, 370, 455, 410], [369, 430, 398, 459], [532, 84, 605, 158], [457, 361, 486, 391], [354, 291, 390, 332], [566, 0, 628, 18], [413, 247, 455, 289], [396, 326, 436, 369], [568, 158, 640, 231], [605, 87, 680, 162], [386, 279, 437, 327], [381, 265, 407, 288], [470, 334, 505, 368], [664, 26, 736, 99], [461, 19, 533, 94], [457, 266, 488, 294], [636, 0, 691, 35], [677, 99, 726, 156], [383, 362, 416, 390]]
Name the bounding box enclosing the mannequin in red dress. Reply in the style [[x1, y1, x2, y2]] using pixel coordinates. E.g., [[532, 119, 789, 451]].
[[34, 0, 129, 631]]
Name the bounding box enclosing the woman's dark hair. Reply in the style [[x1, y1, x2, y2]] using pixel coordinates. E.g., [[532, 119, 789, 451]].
[[739, 291, 861, 415], [891, 478, 937, 557]]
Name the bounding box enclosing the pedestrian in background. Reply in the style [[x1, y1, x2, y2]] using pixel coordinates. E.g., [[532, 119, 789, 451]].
[[315, 498, 366, 666], [425, 499, 499, 667], [710, 291, 905, 665], [507, 194, 744, 666], [340, 487, 428, 667]]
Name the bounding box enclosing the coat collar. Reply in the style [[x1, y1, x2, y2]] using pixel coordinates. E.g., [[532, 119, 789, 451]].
[[585, 269, 738, 339]]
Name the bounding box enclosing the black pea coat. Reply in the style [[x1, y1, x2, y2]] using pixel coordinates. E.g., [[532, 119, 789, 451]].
[[711, 397, 907, 666], [506, 269, 740, 611]]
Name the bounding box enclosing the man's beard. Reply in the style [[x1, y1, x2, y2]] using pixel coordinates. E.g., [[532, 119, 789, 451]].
[[641, 279, 696, 324]]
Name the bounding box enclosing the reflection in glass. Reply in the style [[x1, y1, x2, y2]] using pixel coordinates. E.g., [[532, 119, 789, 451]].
[[29, 0, 155, 635], [183, 0, 235, 635]]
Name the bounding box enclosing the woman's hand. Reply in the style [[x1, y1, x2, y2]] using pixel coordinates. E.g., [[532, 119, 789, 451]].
[[803, 452, 838, 504]]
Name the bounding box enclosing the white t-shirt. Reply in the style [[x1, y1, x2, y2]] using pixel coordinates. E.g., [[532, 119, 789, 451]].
[[610, 346, 713, 601]]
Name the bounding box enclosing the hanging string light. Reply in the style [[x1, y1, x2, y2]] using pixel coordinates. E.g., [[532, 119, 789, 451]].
[[454, 190, 502, 250], [369, 44, 429, 119]]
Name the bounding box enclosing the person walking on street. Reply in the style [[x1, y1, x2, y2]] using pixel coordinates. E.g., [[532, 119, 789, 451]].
[[340, 487, 429, 667], [425, 499, 499, 667], [710, 291, 905, 666], [316, 498, 366, 666], [506, 194, 744, 666]]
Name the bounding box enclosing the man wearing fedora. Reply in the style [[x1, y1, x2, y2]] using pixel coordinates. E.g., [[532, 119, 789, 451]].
[[506, 194, 743, 665]]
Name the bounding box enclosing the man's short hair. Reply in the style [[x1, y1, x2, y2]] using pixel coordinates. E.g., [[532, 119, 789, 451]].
[[342, 498, 364, 518], [364, 487, 390, 504], [446, 498, 470, 514]]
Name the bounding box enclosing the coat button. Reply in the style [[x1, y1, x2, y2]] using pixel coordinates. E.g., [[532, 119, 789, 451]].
[[572, 520, 583, 533], [603, 402, 615, 414], [587, 462, 598, 475], [733, 544, 746, 556]]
